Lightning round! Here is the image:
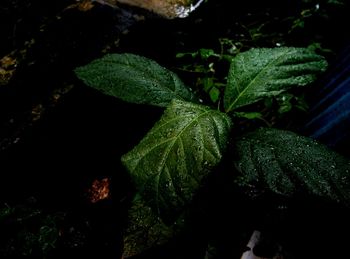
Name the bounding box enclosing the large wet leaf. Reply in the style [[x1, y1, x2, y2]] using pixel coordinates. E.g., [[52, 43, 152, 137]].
[[122, 99, 232, 222], [122, 195, 182, 258], [224, 47, 328, 112], [234, 128, 350, 203], [75, 53, 195, 107]]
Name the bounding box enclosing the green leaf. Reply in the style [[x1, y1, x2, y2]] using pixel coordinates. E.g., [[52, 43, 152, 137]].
[[224, 47, 328, 112], [202, 77, 214, 92], [277, 94, 294, 114], [75, 53, 196, 107], [123, 195, 182, 258], [234, 111, 263, 120], [199, 48, 219, 60], [209, 87, 220, 103], [234, 128, 350, 203], [122, 99, 232, 222]]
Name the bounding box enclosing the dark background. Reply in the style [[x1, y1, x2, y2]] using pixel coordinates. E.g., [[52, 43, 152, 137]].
[[0, 0, 350, 258]]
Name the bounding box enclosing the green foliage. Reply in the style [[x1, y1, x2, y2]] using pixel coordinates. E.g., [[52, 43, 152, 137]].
[[291, 0, 346, 33], [234, 111, 263, 120], [234, 128, 350, 201], [75, 47, 350, 257], [0, 201, 61, 258], [75, 53, 196, 107], [122, 194, 183, 258], [122, 99, 232, 222], [224, 47, 327, 112], [175, 46, 230, 105]]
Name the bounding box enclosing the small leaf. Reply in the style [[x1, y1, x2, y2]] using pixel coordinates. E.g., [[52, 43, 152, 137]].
[[224, 47, 328, 112], [122, 195, 182, 258], [202, 77, 214, 92], [199, 48, 219, 60], [234, 128, 350, 203], [122, 99, 232, 222], [176, 52, 191, 58], [234, 112, 263, 120], [277, 94, 294, 114], [209, 87, 220, 103], [75, 53, 196, 107], [278, 103, 292, 114]]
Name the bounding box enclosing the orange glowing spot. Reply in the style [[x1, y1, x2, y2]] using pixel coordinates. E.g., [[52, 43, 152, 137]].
[[77, 0, 95, 11], [89, 178, 111, 203]]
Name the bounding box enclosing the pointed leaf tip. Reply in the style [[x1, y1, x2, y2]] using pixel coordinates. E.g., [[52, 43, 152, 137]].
[[224, 47, 328, 112], [75, 53, 196, 107]]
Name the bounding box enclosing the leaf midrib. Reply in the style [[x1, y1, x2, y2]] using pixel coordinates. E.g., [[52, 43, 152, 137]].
[[250, 134, 335, 195], [122, 111, 211, 163], [103, 58, 186, 101], [152, 109, 212, 213], [226, 48, 294, 112]]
